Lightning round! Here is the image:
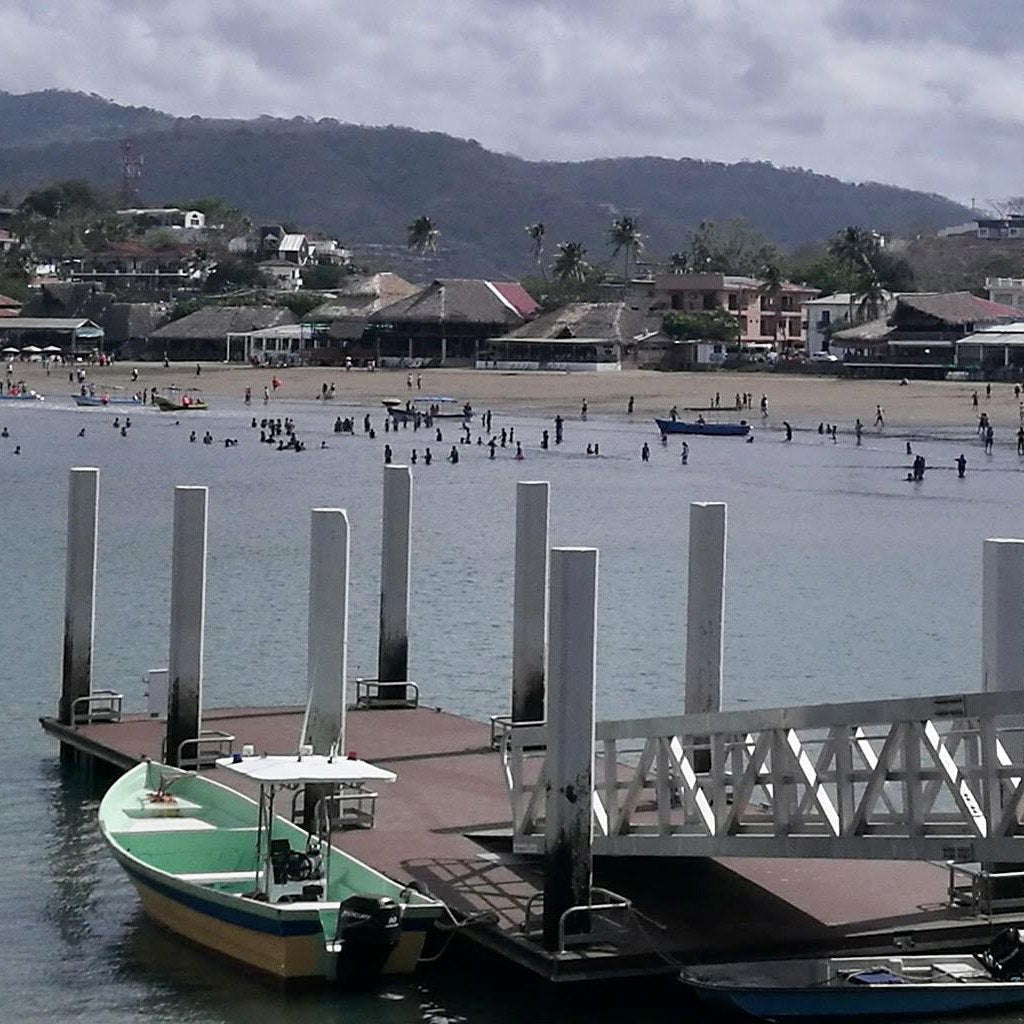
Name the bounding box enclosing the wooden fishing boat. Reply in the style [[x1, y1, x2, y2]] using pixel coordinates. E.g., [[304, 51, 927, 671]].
[[99, 756, 444, 984], [0, 389, 42, 401], [680, 936, 1024, 1019], [153, 387, 207, 411], [384, 397, 472, 422], [74, 392, 142, 407], [655, 418, 749, 437]]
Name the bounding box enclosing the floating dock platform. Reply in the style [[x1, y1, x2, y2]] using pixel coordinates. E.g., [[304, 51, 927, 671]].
[[40, 704, 1011, 983]]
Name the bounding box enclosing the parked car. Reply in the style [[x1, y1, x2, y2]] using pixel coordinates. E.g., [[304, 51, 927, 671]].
[[809, 352, 839, 363]]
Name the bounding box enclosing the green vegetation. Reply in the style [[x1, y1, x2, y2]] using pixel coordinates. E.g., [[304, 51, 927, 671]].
[[662, 310, 740, 344], [551, 241, 590, 283], [607, 215, 644, 281], [203, 256, 267, 293], [683, 218, 780, 276], [526, 222, 545, 278], [406, 215, 439, 255]]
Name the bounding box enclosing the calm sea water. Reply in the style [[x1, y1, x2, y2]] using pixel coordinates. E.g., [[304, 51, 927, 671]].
[[2, 386, 1022, 1021]]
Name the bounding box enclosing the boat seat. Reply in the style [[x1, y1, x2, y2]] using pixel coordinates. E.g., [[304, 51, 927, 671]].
[[178, 871, 261, 884], [113, 817, 217, 832]]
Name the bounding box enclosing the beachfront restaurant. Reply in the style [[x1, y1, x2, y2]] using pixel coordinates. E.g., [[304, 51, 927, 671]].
[[476, 335, 621, 371], [225, 323, 318, 365], [0, 317, 105, 357], [956, 322, 1024, 374]]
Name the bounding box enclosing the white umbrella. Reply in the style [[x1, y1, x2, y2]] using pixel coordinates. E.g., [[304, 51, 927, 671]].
[[42, 345, 62, 353], [1, 346, 18, 354], [21, 345, 42, 354]]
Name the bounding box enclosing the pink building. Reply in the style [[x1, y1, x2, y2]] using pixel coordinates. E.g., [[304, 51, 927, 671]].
[[642, 273, 819, 350]]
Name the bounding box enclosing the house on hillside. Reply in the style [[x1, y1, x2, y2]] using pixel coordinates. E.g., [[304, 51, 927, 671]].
[[68, 242, 208, 295], [976, 215, 1024, 240], [303, 273, 418, 363], [986, 278, 1024, 311], [641, 273, 818, 352], [831, 292, 1019, 378], [802, 292, 896, 357], [956, 321, 1024, 375], [148, 306, 296, 361], [277, 234, 309, 265], [117, 208, 207, 230], [480, 302, 657, 371], [258, 260, 303, 291], [0, 228, 17, 254], [365, 279, 538, 366], [0, 293, 22, 318]]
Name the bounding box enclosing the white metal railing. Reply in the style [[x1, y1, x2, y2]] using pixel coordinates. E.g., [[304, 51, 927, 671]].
[[354, 678, 420, 709], [523, 887, 633, 952], [71, 690, 123, 724], [501, 690, 1024, 862]]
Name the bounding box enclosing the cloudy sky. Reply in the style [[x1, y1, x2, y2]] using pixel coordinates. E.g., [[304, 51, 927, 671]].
[[2, 0, 1022, 203]]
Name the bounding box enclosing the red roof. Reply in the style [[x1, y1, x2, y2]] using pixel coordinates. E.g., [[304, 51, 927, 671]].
[[0, 293, 20, 311], [490, 281, 538, 318]]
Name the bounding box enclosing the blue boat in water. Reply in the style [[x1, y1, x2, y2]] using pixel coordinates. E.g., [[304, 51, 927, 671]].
[[680, 932, 1024, 1019], [655, 418, 749, 437]]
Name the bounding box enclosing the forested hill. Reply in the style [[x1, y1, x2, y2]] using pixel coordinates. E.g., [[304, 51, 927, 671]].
[[0, 90, 972, 278]]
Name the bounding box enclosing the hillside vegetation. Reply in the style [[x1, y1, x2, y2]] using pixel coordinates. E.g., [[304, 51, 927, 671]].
[[0, 90, 972, 278]]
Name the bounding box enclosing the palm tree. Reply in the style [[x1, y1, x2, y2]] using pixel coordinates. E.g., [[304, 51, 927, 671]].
[[758, 263, 786, 347], [854, 272, 888, 322], [406, 215, 439, 256], [526, 222, 546, 279], [607, 215, 644, 282], [668, 252, 689, 273], [551, 241, 590, 283], [828, 226, 877, 274]]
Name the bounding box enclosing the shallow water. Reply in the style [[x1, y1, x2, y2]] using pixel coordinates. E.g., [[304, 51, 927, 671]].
[[2, 395, 1021, 1020]]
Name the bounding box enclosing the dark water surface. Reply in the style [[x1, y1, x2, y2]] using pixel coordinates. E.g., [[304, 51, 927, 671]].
[[2, 394, 1021, 1021]]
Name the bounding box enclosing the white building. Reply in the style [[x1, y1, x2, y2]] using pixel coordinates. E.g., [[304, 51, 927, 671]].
[[801, 292, 895, 356], [117, 207, 207, 230], [986, 278, 1024, 311]]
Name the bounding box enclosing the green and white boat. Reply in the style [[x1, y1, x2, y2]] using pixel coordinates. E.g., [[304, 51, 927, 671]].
[[98, 755, 444, 983]]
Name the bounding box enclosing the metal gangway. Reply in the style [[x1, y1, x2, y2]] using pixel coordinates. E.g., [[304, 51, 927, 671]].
[[498, 689, 1024, 864]]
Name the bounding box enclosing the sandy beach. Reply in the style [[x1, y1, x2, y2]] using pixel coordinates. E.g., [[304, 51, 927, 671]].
[[9, 361, 1019, 434]]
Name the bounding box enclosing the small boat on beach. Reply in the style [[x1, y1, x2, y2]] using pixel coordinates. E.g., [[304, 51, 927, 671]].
[[153, 386, 207, 411], [74, 391, 142, 407], [0, 388, 42, 402], [655, 418, 749, 437], [384, 396, 472, 421], [680, 933, 1024, 1019], [99, 756, 444, 984]]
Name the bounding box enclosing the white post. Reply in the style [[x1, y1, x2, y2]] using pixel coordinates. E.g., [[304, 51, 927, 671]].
[[378, 464, 412, 700], [59, 467, 99, 726], [543, 546, 598, 952], [983, 538, 1024, 698], [981, 538, 1024, 885], [165, 486, 208, 768], [684, 502, 727, 716], [301, 509, 350, 754], [512, 481, 549, 722]]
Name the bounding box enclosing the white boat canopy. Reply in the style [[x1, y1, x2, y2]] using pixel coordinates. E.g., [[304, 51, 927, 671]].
[[216, 753, 397, 786]]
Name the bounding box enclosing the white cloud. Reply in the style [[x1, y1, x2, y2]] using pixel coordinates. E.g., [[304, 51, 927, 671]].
[[2, 0, 1024, 200]]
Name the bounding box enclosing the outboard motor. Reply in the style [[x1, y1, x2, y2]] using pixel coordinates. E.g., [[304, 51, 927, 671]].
[[334, 895, 402, 987], [984, 928, 1024, 979]]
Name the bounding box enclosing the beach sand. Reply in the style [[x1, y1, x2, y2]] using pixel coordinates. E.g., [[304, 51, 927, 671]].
[[9, 362, 1018, 434]]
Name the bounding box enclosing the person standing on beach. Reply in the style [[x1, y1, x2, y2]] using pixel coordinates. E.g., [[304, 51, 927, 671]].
[[627, 396, 634, 415], [855, 419, 863, 444], [670, 405, 678, 422], [987, 382, 992, 400], [554, 414, 564, 444], [783, 421, 792, 441], [956, 453, 967, 478], [641, 442, 650, 463], [1017, 426, 1024, 455], [986, 424, 995, 454], [972, 391, 979, 408], [581, 399, 588, 420], [263, 385, 270, 403], [448, 445, 459, 464], [541, 429, 549, 450], [680, 442, 689, 465], [384, 444, 392, 464], [760, 394, 768, 417], [196, 363, 201, 377], [875, 405, 884, 428]]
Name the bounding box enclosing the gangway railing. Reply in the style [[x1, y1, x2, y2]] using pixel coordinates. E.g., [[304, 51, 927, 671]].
[[500, 690, 1024, 863]]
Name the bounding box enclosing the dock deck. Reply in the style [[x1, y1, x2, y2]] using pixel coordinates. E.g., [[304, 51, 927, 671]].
[[40, 705, 1005, 982]]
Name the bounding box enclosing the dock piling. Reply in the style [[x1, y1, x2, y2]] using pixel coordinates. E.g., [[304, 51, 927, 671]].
[[512, 481, 549, 723], [684, 503, 726, 715], [543, 546, 598, 951], [165, 486, 208, 768], [377, 465, 412, 702], [301, 509, 350, 753], [59, 467, 99, 731]]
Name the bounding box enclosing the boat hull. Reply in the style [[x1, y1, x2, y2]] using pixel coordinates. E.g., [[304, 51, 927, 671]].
[[0, 392, 41, 401], [74, 395, 141, 406], [655, 418, 749, 436], [154, 396, 207, 411]]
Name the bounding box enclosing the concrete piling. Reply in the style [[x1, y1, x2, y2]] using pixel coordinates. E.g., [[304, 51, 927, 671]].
[[512, 481, 549, 722], [378, 465, 412, 701], [302, 509, 350, 754], [165, 486, 208, 768], [543, 546, 598, 951], [59, 467, 99, 730], [684, 503, 726, 706]]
